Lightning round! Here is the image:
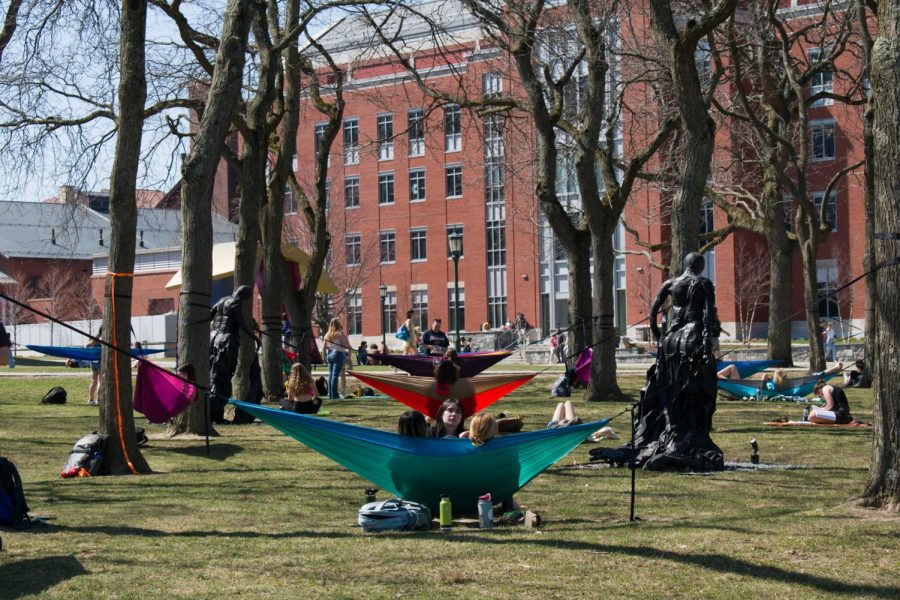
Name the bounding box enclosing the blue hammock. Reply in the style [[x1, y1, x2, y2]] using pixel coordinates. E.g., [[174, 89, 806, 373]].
[[718, 372, 838, 399], [717, 360, 781, 378], [229, 400, 607, 513], [26, 345, 165, 362]]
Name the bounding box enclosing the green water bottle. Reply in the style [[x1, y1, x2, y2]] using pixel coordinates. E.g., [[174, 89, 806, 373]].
[[439, 494, 452, 531]]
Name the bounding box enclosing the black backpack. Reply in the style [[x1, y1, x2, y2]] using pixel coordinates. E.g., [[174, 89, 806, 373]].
[[41, 386, 67, 405], [0, 457, 30, 528], [315, 376, 328, 397], [551, 375, 571, 398]]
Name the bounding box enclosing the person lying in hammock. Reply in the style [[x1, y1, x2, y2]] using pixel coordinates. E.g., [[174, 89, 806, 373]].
[[397, 410, 428, 437], [430, 398, 465, 437], [427, 360, 475, 401], [283, 363, 322, 414], [808, 380, 853, 424]]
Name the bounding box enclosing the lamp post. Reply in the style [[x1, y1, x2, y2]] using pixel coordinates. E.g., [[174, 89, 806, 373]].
[[379, 284, 387, 351], [448, 232, 463, 351]]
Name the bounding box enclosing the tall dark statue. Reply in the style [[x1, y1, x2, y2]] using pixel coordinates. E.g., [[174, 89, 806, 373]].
[[593, 253, 724, 471], [209, 285, 253, 424]]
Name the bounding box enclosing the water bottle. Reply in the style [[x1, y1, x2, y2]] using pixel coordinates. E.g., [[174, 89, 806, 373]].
[[802, 406, 810, 422], [439, 494, 452, 531], [365, 488, 377, 504], [477, 493, 493, 529]]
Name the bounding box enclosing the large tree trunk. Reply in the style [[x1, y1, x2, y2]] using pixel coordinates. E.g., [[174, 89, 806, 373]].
[[763, 172, 796, 366], [587, 225, 624, 401], [858, 0, 877, 387], [98, 0, 150, 474], [795, 211, 826, 373], [566, 232, 593, 361], [168, 0, 253, 436], [860, 0, 900, 510]]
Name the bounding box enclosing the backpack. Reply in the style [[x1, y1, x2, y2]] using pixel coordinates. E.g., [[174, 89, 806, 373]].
[[395, 324, 410, 341], [61, 432, 109, 478], [551, 375, 571, 398], [362, 387, 375, 397], [315, 376, 328, 397], [0, 457, 30, 528], [41, 386, 67, 405], [358, 498, 432, 532]]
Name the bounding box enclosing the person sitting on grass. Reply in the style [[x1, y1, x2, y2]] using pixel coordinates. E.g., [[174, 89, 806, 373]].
[[431, 398, 465, 438], [284, 363, 321, 414], [843, 359, 869, 388], [808, 380, 853, 424], [397, 410, 428, 437], [546, 400, 583, 428]]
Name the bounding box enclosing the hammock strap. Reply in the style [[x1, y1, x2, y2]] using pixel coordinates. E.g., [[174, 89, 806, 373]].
[[109, 272, 138, 475]]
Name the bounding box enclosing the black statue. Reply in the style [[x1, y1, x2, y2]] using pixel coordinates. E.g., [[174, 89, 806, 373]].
[[593, 252, 724, 471], [209, 285, 253, 424]]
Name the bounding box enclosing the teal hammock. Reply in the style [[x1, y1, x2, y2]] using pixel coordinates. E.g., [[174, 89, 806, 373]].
[[230, 400, 608, 513]]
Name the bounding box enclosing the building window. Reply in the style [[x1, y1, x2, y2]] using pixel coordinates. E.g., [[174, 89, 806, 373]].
[[344, 176, 360, 208], [314, 122, 328, 162], [486, 220, 506, 267], [345, 234, 361, 266], [411, 290, 428, 329], [446, 224, 464, 257], [343, 118, 359, 165], [410, 228, 427, 261], [380, 231, 396, 263], [408, 108, 425, 157], [808, 48, 833, 107], [817, 259, 840, 318], [445, 165, 463, 198], [487, 294, 507, 329], [444, 103, 461, 152], [448, 287, 466, 333], [811, 120, 835, 160], [409, 168, 426, 202], [148, 298, 174, 315], [347, 292, 362, 335], [283, 187, 298, 215], [378, 173, 395, 205], [377, 114, 394, 161], [813, 191, 837, 231], [382, 291, 397, 336], [483, 72, 502, 98]]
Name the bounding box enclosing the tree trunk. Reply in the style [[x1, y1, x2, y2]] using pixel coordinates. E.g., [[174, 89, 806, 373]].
[[860, 0, 900, 510], [99, 0, 150, 474], [168, 0, 253, 436], [795, 212, 826, 373], [566, 232, 593, 361], [763, 175, 796, 366], [587, 225, 624, 401]]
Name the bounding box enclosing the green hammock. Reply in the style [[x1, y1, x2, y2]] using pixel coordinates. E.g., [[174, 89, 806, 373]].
[[230, 400, 608, 513]]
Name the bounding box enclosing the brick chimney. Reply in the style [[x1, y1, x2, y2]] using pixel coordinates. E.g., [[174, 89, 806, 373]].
[[58, 185, 77, 205]]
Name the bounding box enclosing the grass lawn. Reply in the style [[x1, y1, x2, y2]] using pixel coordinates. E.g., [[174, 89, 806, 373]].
[[0, 372, 897, 599]]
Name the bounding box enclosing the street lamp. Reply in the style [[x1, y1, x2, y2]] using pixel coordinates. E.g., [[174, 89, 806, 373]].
[[448, 232, 463, 351], [379, 284, 388, 351]]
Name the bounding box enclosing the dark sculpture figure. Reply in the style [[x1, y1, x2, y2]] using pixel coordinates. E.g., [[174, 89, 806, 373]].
[[209, 285, 253, 424], [593, 253, 724, 471]]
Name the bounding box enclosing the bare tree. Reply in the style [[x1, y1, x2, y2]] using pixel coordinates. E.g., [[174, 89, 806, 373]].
[[731, 237, 769, 344]]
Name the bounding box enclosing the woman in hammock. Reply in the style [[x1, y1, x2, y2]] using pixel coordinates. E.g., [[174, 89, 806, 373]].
[[397, 410, 428, 437], [285, 363, 322, 414], [431, 398, 465, 437], [428, 359, 475, 402], [808, 380, 853, 424]]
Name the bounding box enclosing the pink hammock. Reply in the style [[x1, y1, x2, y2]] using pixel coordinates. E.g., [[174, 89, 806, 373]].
[[133, 362, 198, 423], [574, 347, 592, 385]]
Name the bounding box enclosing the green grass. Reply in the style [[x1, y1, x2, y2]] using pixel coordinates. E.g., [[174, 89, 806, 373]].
[[0, 374, 897, 599]]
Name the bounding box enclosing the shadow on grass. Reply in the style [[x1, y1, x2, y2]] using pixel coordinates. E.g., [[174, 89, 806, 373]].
[[441, 536, 900, 598], [152, 443, 244, 460], [0, 555, 88, 598], [48, 524, 357, 541], [721, 427, 872, 436]]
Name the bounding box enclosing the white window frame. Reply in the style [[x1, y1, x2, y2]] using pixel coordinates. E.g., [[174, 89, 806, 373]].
[[377, 113, 394, 161], [813, 190, 838, 232], [344, 176, 360, 209], [345, 233, 361, 266], [410, 228, 427, 262], [378, 172, 395, 205], [408, 108, 425, 157], [343, 118, 359, 165], [444, 104, 461, 153], [808, 48, 834, 107], [409, 168, 426, 203], [445, 164, 463, 198], [811, 119, 836, 161], [379, 230, 396, 264]]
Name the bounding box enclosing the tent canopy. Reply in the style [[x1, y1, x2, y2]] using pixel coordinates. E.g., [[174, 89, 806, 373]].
[[164, 241, 339, 294]]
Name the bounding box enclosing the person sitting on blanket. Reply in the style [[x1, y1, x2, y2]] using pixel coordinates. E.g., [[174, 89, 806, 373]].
[[397, 410, 428, 437], [430, 398, 465, 438], [808, 381, 853, 424], [284, 363, 321, 414], [546, 400, 583, 428]]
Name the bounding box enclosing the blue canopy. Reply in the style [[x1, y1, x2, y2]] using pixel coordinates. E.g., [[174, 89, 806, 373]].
[[718, 372, 838, 399], [26, 345, 164, 362]]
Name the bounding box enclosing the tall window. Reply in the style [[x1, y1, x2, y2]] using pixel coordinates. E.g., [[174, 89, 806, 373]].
[[487, 292, 507, 329], [409, 168, 426, 202], [378, 173, 395, 205], [411, 290, 428, 329], [444, 103, 461, 152], [809, 48, 833, 107], [813, 191, 838, 231], [314, 122, 328, 163], [377, 114, 394, 160], [817, 259, 839, 318], [408, 108, 425, 156], [347, 292, 362, 335], [486, 220, 506, 267], [483, 72, 502, 98], [345, 234, 361, 266], [448, 287, 466, 333], [379, 231, 396, 263], [283, 187, 298, 215], [410, 228, 427, 261], [445, 165, 463, 198], [446, 224, 464, 257], [344, 176, 360, 208], [811, 120, 835, 160], [382, 291, 397, 336], [699, 198, 716, 283], [343, 118, 359, 165]]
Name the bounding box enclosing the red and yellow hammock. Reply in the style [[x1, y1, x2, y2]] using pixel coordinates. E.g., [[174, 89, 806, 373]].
[[348, 371, 535, 419]]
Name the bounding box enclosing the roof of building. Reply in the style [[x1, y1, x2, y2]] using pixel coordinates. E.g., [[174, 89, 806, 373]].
[[0, 201, 237, 260], [0, 267, 15, 284]]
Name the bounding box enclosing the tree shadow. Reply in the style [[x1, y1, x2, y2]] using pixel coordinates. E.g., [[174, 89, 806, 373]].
[[152, 443, 244, 460], [0, 555, 88, 598], [48, 524, 357, 541]]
